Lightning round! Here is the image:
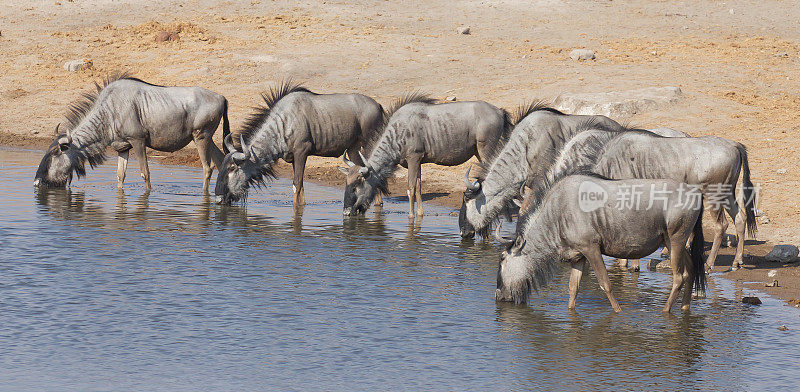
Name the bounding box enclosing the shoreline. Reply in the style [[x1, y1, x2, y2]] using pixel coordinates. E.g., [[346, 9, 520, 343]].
[[5, 133, 798, 306]]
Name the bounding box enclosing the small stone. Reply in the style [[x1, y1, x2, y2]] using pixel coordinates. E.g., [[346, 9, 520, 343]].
[[775, 52, 789, 58], [777, 168, 787, 174], [742, 296, 762, 305], [651, 51, 657, 56], [63, 58, 92, 72], [458, 26, 470, 35], [449, 211, 459, 217], [768, 269, 777, 278], [647, 259, 660, 271], [729, 8, 735, 15], [156, 30, 179, 42], [760, 216, 770, 224], [765, 244, 799, 263], [445, 96, 457, 102], [569, 49, 595, 61], [778, 325, 788, 331], [765, 279, 779, 287]]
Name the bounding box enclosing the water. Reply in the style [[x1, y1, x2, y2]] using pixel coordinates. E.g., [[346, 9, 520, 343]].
[[1, 147, 798, 391]]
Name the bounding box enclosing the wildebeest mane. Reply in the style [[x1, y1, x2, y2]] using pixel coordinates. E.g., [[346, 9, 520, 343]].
[[63, 71, 134, 133], [360, 91, 437, 160], [473, 101, 566, 182], [238, 80, 312, 145]]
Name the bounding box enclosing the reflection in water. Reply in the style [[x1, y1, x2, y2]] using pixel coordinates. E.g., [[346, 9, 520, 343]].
[[3, 148, 800, 391]]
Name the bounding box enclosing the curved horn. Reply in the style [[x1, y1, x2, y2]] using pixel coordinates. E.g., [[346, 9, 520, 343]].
[[494, 223, 515, 246], [342, 153, 356, 168], [240, 134, 251, 160], [358, 151, 368, 166], [54, 124, 60, 137], [224, 134, 237, 153], [464, 165, 481, 191]]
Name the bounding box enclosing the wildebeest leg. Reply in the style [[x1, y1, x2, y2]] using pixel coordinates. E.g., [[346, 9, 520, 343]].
[[116, 150, 129, 189], [193, 132, 215, 194], [629, 259, 640, 272], [664, 237, 688, 312], [728, 192, 746, 269], [705, 207, 728, 270], [583, 246, 622, 313], [568, 259, 586, 310], [680, 247, 696, 311], [130, 140, 151, 190], [415, 166, 423, 216], [292, 144, 311, 206], [406, 154, 423, 218]]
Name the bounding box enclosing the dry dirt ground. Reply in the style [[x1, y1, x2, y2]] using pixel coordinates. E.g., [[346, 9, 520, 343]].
[[1, 0, 798, 303]]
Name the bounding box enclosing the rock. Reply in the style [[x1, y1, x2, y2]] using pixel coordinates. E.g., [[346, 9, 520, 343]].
[[647, 259, 660, 271], [728, 8, 735, 15], [777, 168, 787, 174], [445, 96, 457, 102], [554, 86, 682, 118], [655, 260, 672, 270], [742, 296, 762, 305], [458, 26, 470, 35], [63, 58, 92, 72], [448, 211, 459, 217], [155, 30, 179, 42], [775, 52, 789, 58], [760, 216, 770, 224], [569, 49, 595, 61], [778, 325, 788, 331], [765, 279, 779, 287], [764, 245, 799, 263], [768, 269, 777, 278]]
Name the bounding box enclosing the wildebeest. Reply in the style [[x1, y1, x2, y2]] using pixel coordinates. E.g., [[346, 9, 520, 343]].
[[494, 174, 706, 313], [342, 94, 513, 217], [537, 126, 756, 270], [33, 73, 231, 193], [461, 105, 627, 234], [214, 81, 384, 206]]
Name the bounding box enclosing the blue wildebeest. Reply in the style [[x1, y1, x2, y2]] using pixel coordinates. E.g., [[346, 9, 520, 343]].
[[33, 73, 231, 193], [214, 81, 384, 206], [539, 127, 756, 270], [459, 104, 631, 237], [459, 103, 693, 238], [341, 93, 513, 217], [494, 173, 706, 313]]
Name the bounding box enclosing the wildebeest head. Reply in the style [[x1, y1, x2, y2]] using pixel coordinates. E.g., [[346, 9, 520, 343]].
[[34, 125, 84, 188], [215, 134, 262, 204], [494, 224, 530, 304], [340, 153, 382, 216], [459, 165, 482, 238]]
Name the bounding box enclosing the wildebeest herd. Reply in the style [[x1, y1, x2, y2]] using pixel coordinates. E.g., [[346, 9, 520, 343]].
[[33, 74, 758, 313]]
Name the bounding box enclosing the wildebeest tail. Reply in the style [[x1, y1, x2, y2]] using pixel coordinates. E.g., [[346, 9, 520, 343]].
[[736, 143, 757, 238], [222, 99, 231, 154], [690, 196, 706, 295]]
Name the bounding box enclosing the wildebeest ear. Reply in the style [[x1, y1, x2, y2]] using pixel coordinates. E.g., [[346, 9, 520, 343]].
[[338, 167, 349, 174]]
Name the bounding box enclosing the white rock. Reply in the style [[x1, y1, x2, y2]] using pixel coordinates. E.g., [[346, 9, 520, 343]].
[[760, 216, 770, 224], [445, 96, 457, 102], [458, 26, 470, 35], [554, 86, 683, 117], [768, 269, 777, 278], [569, 49, 595, 61], [765, 245, 799, 263], [63, 58, 92, 71], [777, 168, 787, 174]]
